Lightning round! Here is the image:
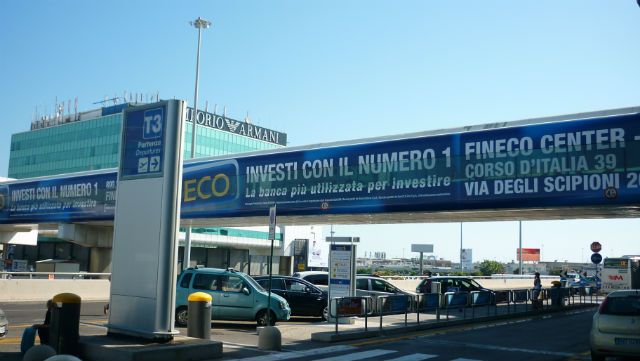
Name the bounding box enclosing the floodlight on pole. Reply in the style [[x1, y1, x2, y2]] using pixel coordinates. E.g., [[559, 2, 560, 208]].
[[184, 16, 211, 271], [189, 16, 211, 159]]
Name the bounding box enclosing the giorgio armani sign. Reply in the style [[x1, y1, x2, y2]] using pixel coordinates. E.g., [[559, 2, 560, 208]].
[[185, 107, 286, 146]]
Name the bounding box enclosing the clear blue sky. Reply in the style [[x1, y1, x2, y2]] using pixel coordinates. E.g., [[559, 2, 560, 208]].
[[1, 1, 639, 263]]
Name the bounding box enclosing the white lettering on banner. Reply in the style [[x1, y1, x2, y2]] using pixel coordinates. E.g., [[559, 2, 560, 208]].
[[494, 178, 538, 194], [60, 183, 93, 198], [543, 173, 619, 192], [539, 128, 625, 153], [303, 159, 335, 179], [465, 137, 534, 160], [358, 149, 438, 174], [246, 162, 299, 183]]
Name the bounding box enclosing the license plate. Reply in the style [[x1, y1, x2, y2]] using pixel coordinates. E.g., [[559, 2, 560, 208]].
[[0, 326, 5, 334], [615, 337, 640, 345]]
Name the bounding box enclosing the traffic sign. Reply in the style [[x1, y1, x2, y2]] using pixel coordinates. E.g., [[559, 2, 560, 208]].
[[590, 242, 602, 253], [268, 204, 276, 240], [120, 105, 166, 179], [591, 253, 603, 264]]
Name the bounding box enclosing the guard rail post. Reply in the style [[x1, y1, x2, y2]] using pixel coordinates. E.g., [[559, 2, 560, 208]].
[[187, 292, 212, 339], [416, 294, 420, 325], [49, 293, 81, 355], [379, 297, 383, 330], [334, 297, 339, 334], [364, 297, 369, 332], [404, 295, 408, 327]]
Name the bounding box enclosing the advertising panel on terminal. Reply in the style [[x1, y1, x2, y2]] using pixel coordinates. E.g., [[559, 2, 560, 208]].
[[307, 235, 329, 268], [461, 248, 472, 269]]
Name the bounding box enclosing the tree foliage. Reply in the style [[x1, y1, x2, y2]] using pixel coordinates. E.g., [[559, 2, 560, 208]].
[[478, 260, 505, 276]]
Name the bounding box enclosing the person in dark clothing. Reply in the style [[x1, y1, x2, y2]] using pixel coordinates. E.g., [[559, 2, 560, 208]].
[[33, 299, 54, 344]]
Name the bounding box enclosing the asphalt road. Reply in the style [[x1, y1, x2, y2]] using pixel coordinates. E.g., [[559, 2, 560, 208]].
[[1, 302, 606, 361], [221, 309, 599, 361]]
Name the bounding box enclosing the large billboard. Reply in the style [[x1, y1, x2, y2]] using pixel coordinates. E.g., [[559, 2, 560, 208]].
[[308, 237, 329, 268], [2, 112, 640, 224], [517, 248, 541, 262], [461, 248, 473, 269]]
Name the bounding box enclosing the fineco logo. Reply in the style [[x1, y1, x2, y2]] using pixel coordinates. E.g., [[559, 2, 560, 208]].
[[182, 160, 239, 208]]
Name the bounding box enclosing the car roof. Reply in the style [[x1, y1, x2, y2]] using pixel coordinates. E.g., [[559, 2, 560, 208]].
[[254, 275, 301, 280], [184, 267, 242, 275], [253, 275, 322, 287], [606, 289, 640, 297], [293, 271, 327, 276]]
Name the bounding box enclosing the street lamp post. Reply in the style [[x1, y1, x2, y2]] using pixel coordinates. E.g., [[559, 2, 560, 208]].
[[184, 16, 211, 271]]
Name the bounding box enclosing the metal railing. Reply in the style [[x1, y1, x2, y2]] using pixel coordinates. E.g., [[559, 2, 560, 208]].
[[0, 271, 110, 279], [327, 286, 600, 335], [329, 296, 373, 334]]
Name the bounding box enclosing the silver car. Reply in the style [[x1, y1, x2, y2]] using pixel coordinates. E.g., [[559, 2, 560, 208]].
[[356, 275, 416, 314], [590, 289, 640, 361], [0, 307, 8, 338]]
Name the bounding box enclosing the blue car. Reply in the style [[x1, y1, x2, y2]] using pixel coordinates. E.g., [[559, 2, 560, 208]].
[[175, 268, 291, 327]]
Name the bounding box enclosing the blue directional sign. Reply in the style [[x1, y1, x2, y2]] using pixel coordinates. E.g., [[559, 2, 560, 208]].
[[120, 105, 166, 179], [591, 252, 603, 264]]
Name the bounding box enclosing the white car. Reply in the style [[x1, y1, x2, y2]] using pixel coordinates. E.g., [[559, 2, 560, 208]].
[[0, 307, 7, 338], [590, 289, 640, 361]]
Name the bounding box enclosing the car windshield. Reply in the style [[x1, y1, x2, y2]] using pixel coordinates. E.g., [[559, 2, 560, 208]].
[[468, 279, 483, 288], [245, 274, 265, 292], [602, 295, 640, 316]]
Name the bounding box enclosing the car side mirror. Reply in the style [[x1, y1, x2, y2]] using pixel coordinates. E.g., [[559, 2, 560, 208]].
[[242, 287, 250, 295], [305, 286, 313, 293]]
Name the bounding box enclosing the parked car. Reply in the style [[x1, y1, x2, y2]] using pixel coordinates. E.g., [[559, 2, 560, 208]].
[[293, 272, 415, 313], [416, 276, 491, 294], [356, 275, 417, 313], [175, 268, 291, 327], [291, 271, 329, 288], [0, 307, 7, 338], [253, 276, 328, 320], [590, 289, 640, 361]]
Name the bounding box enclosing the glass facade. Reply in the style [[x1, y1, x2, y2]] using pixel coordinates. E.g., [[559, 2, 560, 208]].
[[8, 108, 283, 179], [6, 105, 288, 272]]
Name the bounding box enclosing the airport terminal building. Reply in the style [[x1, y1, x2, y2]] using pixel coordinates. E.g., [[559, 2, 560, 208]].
[[4, 101, 321, 275]]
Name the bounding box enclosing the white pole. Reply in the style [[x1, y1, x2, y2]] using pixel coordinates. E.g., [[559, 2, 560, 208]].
[[519, 221, 522, 275], [184, 17, 210, 271], [460, 222, 463, 272]]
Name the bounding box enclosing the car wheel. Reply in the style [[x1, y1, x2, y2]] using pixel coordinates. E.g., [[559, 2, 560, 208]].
[[590, 350, 605, 361], [322, 306, 329, 321], [175, 307, 188, 327], [256, 310, 277, 326]]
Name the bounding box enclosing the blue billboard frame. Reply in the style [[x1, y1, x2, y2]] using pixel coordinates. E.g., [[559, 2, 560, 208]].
[[2, 112, 640, 224]]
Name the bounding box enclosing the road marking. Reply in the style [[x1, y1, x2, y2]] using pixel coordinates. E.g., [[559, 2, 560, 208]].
[[423, 340, 575, 357], [0, 337, 22, 345], [315, 349, 397, 361], [387, 353, 438, 361], [226, 345, 357, 361], [563, 350, 591, 361]]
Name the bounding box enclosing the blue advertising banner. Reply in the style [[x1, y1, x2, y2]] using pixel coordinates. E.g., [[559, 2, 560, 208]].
[[0, 172, 117, 223], [2, 112, 640, 224]]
